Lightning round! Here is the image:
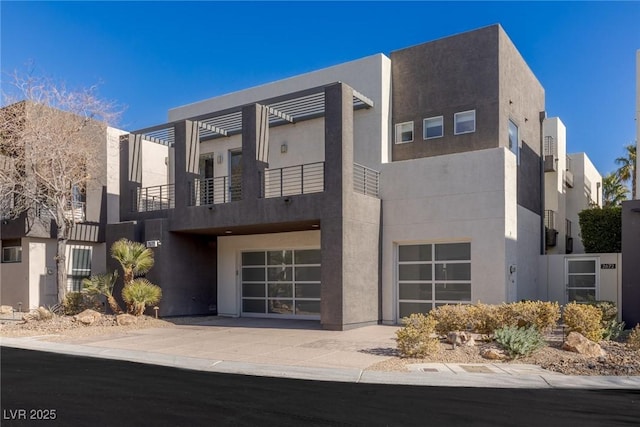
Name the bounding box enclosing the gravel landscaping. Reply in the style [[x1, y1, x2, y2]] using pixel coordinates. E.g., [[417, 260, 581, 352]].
[[2, 313, 639, 376]]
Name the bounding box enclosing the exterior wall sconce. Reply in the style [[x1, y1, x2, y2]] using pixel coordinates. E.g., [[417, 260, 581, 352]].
[[281, 143, 288, 154], [217, 154, 223, 164]]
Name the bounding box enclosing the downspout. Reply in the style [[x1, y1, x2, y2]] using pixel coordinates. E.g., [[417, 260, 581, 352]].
[[539, 111, 547, 256]]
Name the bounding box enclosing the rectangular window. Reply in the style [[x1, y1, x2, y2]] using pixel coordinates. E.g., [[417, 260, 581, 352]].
[[508, 119, 520, 163], [68, 248, 91, 292], [395, 122, 414, 143], [423, 116, 444, 139], [2, 246, 22, 263], [454, 110, 476, 135], [397, 242, 471, 321]]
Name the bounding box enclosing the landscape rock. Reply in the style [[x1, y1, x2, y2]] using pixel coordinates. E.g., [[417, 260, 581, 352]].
[[446, 331, 475, 347], [116, 314, 138, 326], [0, 305, 13, 314], [481, 347, 507, 360], [562, 332, 606, 357], [74, 309, 103, 325]]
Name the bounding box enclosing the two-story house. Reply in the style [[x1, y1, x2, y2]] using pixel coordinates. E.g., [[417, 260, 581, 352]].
[[108, 24, 569, 330]]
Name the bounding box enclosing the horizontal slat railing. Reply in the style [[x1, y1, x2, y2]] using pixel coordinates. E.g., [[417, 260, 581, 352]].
[[190, 176, 241, 206], [353, 163, 379, 197], [135, 184, 175, 212], [261, 162, 324, 198]]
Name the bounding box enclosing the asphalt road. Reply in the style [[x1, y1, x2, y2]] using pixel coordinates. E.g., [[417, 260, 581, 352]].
[[1, 347, 638, 426]]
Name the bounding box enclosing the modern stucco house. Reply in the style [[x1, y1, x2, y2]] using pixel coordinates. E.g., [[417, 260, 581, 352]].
[[0, 101, 126, 310], [105, 24, 608, 330]]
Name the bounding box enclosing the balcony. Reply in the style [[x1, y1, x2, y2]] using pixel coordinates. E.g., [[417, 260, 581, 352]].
[[135, 184, 175, 212], [64, 200, 86, 222], [565, 156, 574, 188], [189, 176, 241, 206], [261, 162, 324, 199], [543, 136, 557, 172], [545, 209, 558, 247], [353, 163, 379, 197]]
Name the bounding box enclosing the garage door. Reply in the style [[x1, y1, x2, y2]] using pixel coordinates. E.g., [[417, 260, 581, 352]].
[[241, 249, 321, 319], [397, 242, 471, 321]]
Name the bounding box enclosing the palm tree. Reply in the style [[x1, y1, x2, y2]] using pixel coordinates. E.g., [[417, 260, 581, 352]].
[[110, 239, 154, 286], [602, 173, 628, 207], [82, 271, 123, 314], [122, 278, 162, 316], [615, 143, 636, 199]]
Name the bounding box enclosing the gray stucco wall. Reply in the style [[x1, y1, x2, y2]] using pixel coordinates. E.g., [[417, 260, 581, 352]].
[[391, 25, 500, 161]]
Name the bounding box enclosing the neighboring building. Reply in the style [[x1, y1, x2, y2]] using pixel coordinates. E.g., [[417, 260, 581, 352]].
[[0, 102, 126, 310]]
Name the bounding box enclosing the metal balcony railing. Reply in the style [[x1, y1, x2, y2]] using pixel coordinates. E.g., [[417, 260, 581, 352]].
[[190, 176, 241, 205], [353, 163, 380, 197], [261, 162, 324, 198], [64, 200, 86, 222], [136, 184, 175, 212], [544, 209, 557, 231], [565, 155, 574, 188], [543, 136, 557, 157]]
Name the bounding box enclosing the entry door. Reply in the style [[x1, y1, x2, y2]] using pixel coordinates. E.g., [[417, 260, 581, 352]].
[[229, 150, 242, 202], [565, 258, 599, 303]]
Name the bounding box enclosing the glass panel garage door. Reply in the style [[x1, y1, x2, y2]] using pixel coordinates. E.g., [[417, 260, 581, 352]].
[[241, 249, 321, 319], [397, 243, 471, 321]]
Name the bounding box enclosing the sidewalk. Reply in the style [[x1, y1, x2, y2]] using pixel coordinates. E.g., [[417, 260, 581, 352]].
[[2, 317, 639, 389]]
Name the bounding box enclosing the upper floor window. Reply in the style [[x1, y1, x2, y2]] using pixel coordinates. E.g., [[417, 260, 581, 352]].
[[395, 122, 414, 144], [2, 246, 22, 263], [508, 119, 520, 164], [454, 110, 476, 135], [423, 116, 444, 139]]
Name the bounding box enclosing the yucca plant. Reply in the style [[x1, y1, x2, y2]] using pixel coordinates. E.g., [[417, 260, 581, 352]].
[[111, 239, 154, 286], [122, 278, 162, 316], [83, 271, 123, 314]]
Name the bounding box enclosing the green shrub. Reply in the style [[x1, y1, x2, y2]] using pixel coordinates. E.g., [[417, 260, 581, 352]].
[[491, 301, 560, 333], [587, 301, 618, 322], [578, 207, 621, 253], [494, 326, 545, 358], [122, 278, 162, 316], [627, 324, 640, 350], [563, 302, 603, 341], [63, 292, 101, 315], [429, 304, 470, 336], [395, 313, 440, 358]]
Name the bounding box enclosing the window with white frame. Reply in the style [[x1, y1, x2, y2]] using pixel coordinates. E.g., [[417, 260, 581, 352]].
[[423, 116, 444, 139], [2, 246, 22, 263], [68, 248, 91, 292], [454, 110, 476, 135], [397, 242, 471, 320], [395, 121, 414, 143], [508, 119, 520, 163]]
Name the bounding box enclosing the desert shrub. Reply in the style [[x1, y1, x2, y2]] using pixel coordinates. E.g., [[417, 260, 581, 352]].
[[563, 302, 603, 341], [493, 301, 560, 333], [63, 292, 101, 315], [602, 319, 626, 341], [122, 278, 162, 316], [587, 301, 618, 322], [494, 326, 545, 358], [429, 304, 470, 336], [627, 324, 640, 350], [395, 313, 440, 358], [467, 303, 504, 335]]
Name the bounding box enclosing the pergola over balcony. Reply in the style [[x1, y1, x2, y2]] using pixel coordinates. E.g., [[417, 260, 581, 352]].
[[132, 84, 374, 146]]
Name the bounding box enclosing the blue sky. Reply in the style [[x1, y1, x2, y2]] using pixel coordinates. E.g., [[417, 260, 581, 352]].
[[1, 1, 638, 175]]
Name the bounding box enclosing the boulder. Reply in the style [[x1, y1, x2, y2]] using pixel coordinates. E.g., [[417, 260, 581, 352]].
[[562, 332, 606, 357], [446, 331, 475, 347], [74, 309, 103, 325], [481, 347, 507, 360], [0, 305, 13, 314], [116, 314, 138, 326]]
